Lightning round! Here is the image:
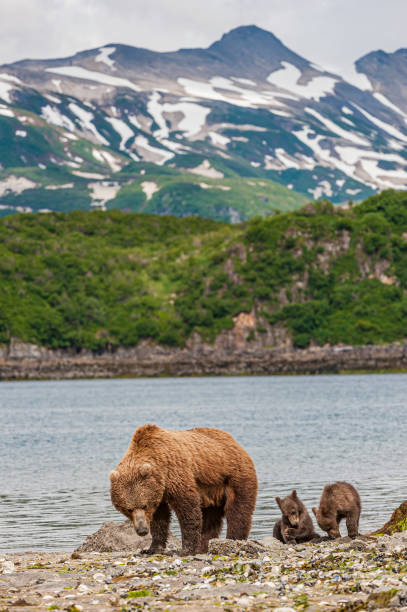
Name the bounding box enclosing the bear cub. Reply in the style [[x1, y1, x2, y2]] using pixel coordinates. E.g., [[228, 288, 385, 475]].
[[312, 481, 361, 538], [273, 490, 317, 544]]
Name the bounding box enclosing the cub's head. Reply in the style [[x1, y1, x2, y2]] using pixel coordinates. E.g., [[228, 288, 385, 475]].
[[275, 490, 301, 527], [312, 507, 339, 538], [110, 462, 163, 536]]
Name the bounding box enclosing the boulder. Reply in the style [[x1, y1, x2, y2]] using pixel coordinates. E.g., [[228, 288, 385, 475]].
[[371, 501, 407, 536], [208, 538, 268, 555], [73, 520, 181, 554]]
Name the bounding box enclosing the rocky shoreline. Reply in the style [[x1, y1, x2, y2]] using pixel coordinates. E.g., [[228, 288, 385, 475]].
[[1, 533, 407, 611], [1, 339, 407, 380]]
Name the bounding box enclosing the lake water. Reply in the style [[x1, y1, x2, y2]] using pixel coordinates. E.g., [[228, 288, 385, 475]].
[[1, 374, 406, 552]]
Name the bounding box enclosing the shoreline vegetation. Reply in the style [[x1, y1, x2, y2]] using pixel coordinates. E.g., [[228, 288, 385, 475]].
[[1, 190, 407, 368]]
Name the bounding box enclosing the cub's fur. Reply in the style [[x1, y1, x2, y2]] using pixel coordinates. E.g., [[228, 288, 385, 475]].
[[312, 481, 361, 538], [273, 490, 317, 544]]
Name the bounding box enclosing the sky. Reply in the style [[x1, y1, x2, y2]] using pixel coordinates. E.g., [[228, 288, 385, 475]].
[[0, 0, 406, 81]]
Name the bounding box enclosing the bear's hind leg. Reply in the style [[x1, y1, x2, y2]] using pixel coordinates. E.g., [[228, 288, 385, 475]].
[[346, 511, 359, 538], [225, 484, 256, 540], [200, 505, 224, 553], [148, 501, 171, 553]]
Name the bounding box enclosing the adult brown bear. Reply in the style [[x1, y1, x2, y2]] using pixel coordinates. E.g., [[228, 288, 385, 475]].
[[110, 424, 258, 554]]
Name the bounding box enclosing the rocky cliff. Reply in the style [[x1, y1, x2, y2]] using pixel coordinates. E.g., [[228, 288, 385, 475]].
[[1, 333, 407, 380]]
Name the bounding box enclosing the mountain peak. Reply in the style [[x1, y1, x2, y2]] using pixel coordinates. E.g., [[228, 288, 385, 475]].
[[209, 25, 283, 53], [208, 24, 309, 74]]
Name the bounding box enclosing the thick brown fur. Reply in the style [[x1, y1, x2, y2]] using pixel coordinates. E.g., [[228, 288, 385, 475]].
[[273, 490, 318, 544], [312, 481, 361, 538], [110, 424, 258, 555]]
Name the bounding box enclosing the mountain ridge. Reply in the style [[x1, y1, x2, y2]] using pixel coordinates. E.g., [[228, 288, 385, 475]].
[[1, 25, 407, 218]]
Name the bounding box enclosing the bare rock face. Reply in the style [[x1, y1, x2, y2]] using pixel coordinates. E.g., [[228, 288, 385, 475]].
[[73, 519, 181, 554], [371, 500, 407, 536]]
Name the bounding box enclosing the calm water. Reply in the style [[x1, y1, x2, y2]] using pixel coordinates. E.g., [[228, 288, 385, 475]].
[[0, 374, 406, 552]]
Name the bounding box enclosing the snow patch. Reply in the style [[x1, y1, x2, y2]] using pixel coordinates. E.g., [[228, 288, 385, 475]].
[[267, 62, 338, 101], [15, 130, 27, 137], [147, 92, 210, 139], [95, 46, 116, 71], [374, 92, 407, 121], [41, 104, 75, 131], [52, 79, 62, 93], [308, 180, 333, 199], [199, 182, 231, 191], [178, 77, 286, 108], [305, 107, 369, 145], [46, 66, 140, 91], [73, 171, 107, 179], [134, 135, 173, 164], [44, 94, 61, 104], [0, 82, 15, 103], [0, 107, 14, 117], [68, 103, 109, 145], [0, 73, 21, 84], [342, 106, 353, 115], [141, 181, 159, 200], [89, 181, 120, 209], [128, 114, 141, 129], [187, 159, 224, 179], [0, 175, 36, 196], [209, 131, 230, 147], [354, 103, 407, 143], [344, 66, 372, 91], [45, 183, 74, 190], [106, 117, 134, 150]]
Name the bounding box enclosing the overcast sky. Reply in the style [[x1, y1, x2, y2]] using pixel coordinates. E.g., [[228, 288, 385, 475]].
[[1, 0, 406, 80]]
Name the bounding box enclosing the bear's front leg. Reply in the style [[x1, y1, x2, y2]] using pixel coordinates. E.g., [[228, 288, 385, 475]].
[[147, 501, 171, 553], [282, 526, 297, 544], [171, 495, 202, 555]]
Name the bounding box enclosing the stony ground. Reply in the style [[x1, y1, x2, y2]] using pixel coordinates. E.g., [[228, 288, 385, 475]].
[[1, 533, 407, 611]]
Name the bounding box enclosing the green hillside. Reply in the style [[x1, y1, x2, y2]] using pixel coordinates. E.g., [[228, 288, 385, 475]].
[[1, 189, 407, 351]]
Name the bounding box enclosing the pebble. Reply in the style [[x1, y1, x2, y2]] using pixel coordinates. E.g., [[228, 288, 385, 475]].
[[1, 534, 407, 610]]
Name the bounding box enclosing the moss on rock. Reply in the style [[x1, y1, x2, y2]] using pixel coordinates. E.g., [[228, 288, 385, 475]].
[[371, 501, 407, 536]]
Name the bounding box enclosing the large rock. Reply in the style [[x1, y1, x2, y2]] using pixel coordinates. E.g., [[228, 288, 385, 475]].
[[208, 538, 268, 555], [371, 500, 407, 536], [73, 520, 181, 554]]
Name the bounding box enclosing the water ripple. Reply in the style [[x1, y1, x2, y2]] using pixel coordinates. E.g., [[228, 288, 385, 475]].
[[1, 374, 406, 551]]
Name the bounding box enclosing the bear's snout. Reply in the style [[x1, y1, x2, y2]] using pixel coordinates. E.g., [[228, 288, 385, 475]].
[[132, 510, 149, 536]]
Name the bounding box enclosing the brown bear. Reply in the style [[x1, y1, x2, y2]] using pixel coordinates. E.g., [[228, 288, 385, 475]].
[[312, 481, 361, 538], [273, 490, 317, 544], [110, 424, 258, 554]]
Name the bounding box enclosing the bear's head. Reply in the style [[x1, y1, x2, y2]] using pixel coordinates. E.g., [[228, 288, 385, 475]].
[[275, 490, 301, 527], [312, 507, 340, 538], [110, 462, 164, 536]]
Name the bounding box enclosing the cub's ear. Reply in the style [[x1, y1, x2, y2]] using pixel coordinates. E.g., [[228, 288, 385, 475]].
[[275, 496, 282, 509], [139, 462, 153, 478], [109, 469, 120, 481], [312, 507, 317, 516], [291, 489, 297, 498]]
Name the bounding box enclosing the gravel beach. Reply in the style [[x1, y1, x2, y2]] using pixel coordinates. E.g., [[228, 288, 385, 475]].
[[1, 533, 407, 611]]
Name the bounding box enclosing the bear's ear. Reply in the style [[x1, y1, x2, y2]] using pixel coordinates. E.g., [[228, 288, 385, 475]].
[[292, 489, 297, 498], [139, 462, 153, 478], [109, 469, 120, 481], [312, 507, 317, 516], [275, 496, 282, 509]]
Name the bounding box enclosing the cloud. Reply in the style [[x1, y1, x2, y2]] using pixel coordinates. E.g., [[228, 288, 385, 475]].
[[0, 0, 406, 81]]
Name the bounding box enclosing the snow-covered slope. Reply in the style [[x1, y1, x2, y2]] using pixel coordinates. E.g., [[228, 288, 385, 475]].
[[1, 25, 407, 207]]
